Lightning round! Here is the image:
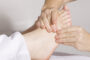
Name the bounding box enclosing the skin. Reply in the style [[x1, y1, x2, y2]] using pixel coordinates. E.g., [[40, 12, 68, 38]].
[[23, 8, 71, 60], [24, 0, 75, 34], [23, 28, 57, 60], [56, 26, 90, 52], [37, 6, 72, 32], [42, 0, 64, 11], [36, 0, 76, 32], [42, 0, 76, 10], [23, 6, 71, 33]]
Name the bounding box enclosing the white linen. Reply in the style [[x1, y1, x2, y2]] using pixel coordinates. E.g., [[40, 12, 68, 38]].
[[50, 52, 90, 60], [0, 32, 30, 60], [50, 55, 90, 60]]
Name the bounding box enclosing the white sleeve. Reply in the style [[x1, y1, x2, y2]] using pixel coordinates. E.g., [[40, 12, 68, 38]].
[[0, 32, 31, 60]]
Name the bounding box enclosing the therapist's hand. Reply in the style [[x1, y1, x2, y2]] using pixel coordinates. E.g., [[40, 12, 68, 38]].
[[36, 5, 71, 32], [36, 8, 58, 32], [55, 26, 90, 52]]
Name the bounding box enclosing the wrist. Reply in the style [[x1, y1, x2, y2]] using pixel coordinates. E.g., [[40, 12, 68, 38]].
[[42, 0, 64, 11], [42, 5, 58, 12], [42, 6, 57, 12]]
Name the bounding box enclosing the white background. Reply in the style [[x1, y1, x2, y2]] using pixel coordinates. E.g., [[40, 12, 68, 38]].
[[0, 0, 90, 56]]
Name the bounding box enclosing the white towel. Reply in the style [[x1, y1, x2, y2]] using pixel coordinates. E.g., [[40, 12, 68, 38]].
[[0, 32, 30, 60]]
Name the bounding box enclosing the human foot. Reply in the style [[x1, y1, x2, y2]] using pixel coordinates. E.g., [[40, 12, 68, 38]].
[[23, 28, 58, 60]]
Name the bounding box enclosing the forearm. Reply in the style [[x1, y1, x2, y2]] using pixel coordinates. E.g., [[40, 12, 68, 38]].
[[42, 0, 64, 11], [42, 0, 76, 11]]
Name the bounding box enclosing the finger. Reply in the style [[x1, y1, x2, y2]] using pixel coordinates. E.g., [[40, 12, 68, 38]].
[[51, 9, 58, 24], [40, 20, 45, 29], [51, 24, 57, 32], [62, 19, 71, 24], [56, 31, 78, 39], [51, 10, 60, 32], [58, 9, 65, 16], [58, 27, 79, 34], [57, 26, 78, 34], [58, 37, 77, 43], [36, 21, 40, 28], [60, 11, 67, 18], [43, 13, 52, 32], [61, 42, 75, 47], [35, 17, 41, 28], [63, 5, 70, 11], [45, 9, 51, 23], [61, 13, 72, 27], [63, 5, 71, 17], [58, 12, 71, 25], [62, 15, 71, 21], [60, 16, 72, 28], [46, 9, 59, 32], [38, 13, 45, 29], [58, 21, 70, 29], [55, 10, 66, 30], [61, 11, 71, 19], [61, 21, 72, 29], [61, 32, 76, 38]]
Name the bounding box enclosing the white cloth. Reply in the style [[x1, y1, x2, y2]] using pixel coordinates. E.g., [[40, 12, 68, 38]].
[[50, 52, 90, 60], [50, 55, 90, 60], [0, 32, 30, 60]]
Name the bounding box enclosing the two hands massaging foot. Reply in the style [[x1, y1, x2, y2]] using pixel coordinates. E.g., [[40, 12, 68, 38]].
[[37, 3, 90, 53], [23, 5, 71, 60]]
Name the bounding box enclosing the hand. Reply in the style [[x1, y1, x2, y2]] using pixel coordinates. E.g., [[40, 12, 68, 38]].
[[36, 5, 72, 32], [55, 26, 90, 52], [36, 8, 58, 32]]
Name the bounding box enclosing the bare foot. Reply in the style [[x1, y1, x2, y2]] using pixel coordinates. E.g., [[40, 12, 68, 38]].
[[23, 28, 58, 60]]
